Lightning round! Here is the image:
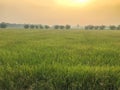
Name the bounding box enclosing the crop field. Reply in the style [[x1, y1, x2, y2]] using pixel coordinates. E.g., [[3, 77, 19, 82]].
[[0, 29, 120, 90]]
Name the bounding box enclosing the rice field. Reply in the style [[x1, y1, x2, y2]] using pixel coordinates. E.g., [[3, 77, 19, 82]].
[[0, 29, 120, 90]]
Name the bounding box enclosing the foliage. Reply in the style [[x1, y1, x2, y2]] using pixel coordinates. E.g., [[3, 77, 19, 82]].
[[39, 25, 44, 29], [117, 25, 120, 30], [44, 25, 50, 29], [85, 25, 106, 30], [24, 24, 29, 29], [30, 25, 35, 29], [65, 25, 71, 29], [59, 25, 65, 29], [109, 25, 116, 30], [0, 22, 7, 28], [0, 29, 120, 89], [54, 25, 60, 29]]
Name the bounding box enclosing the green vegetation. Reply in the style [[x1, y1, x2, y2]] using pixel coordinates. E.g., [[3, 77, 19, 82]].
[[0, 29, 120, 90], [0, 22, 7, 28]]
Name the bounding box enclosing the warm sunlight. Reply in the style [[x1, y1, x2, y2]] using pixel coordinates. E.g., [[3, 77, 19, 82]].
[[55, 0, 90, 7], [0, 0, 120, 89], [74, 0, 89, 3], [1, 0, 120, 25]]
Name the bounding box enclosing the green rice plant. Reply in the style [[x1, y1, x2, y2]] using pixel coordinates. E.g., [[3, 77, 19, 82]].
[[0, 29, 120, 89]]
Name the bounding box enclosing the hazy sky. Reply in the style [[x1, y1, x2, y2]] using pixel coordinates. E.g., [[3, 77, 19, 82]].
[[0, 0, 120, 25]]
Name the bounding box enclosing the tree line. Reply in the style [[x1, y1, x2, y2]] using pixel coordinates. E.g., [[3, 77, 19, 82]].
[[85, 25, 120, 30], [0, 22, 120, 30], [24, 24, 71, 29]]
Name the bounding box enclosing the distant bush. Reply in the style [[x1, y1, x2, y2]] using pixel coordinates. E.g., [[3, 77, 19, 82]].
[[65, 25, 71, 29], [24, 24, 29, 29], [109, 25, 117, 30], [0, 22, 7, 28], [54, 25, 60, 29], [117, 25, 120, 30], [44, 25, 50, 29], [39, 25, 44, 29], [30, 25, 35, 29]]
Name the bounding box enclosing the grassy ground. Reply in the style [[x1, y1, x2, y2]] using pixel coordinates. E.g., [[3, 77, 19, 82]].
[[0, 29, 120, 90]]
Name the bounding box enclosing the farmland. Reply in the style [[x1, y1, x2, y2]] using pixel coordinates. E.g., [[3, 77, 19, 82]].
[[0, 29, 120, 90]]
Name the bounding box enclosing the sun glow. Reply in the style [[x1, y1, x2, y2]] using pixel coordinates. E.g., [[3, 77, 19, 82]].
[[56, 0, 89, 7], [74, 0, 88, 3]]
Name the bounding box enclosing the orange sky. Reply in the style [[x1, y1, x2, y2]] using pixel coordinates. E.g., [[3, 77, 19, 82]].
[[0, 0, 120, 25]]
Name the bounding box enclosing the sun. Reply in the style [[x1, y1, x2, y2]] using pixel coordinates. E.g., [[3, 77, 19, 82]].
[[55, 0, 89, 7], [74, 0, 88, 3]]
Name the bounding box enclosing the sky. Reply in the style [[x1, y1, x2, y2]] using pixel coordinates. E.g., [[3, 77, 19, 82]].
[[0, 0, 120, 25]]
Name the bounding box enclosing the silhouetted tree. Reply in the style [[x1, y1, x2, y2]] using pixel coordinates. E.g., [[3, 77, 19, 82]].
[[77, 24, 80, 29], [60, 25, 64, 29], [85, 25, 94, 30], [85, 26, 89, 30], [35, 25, 38, 29], [117, 25, 120, 30], [65, 25, 71, 29], [99, 25, 106, 30], [30, 25, 35, 29], [94, 26, 99, 30], [44, 25, 50, 29], [109, 25, 116, 30], [54, 25, 59, 29], [24, 24, 29, 29], [0, 22, 7, 28], [90, 25, 94, 30], [39, 25, 44, 29]]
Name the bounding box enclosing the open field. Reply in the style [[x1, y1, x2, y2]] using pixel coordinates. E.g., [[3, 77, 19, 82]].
[[0, 29, 120, 90]]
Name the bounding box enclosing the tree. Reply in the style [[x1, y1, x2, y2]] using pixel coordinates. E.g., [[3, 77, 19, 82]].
[[35, 25, 38, 29], [65, 25, 71, 29], [89, 25, 94, 30], [117, 25, 120, 30], [0, 22, 7, 28], [59, 25, 64, 29], [85, 26, 89, 30], [44, 25, 50, 29], [85, 25, 94, 30], [99, 25, 106, 30], [94, 26, 99, 30], [109, 25, 116, 30], [30, 25, 35, 29], [39, 25, 44, 29], [77, 24, 80, 29], [24, 24, 29, 29], [54, 25, 59, 29]]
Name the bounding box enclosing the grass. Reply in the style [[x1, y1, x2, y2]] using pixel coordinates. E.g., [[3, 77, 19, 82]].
[[0, 29, 120, 90]]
